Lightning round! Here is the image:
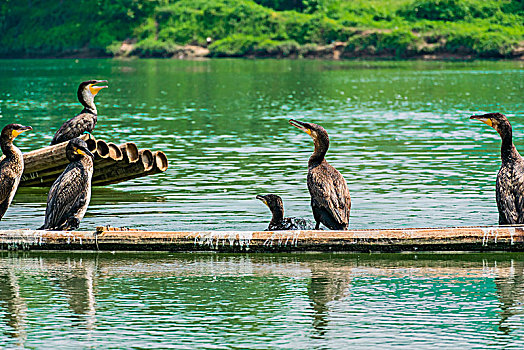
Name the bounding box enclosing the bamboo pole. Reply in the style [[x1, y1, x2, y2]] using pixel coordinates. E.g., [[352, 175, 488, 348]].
[[91, 149, 155, 186], [0, 226, 522, 252], [17, 135, 167, 187], [20, 134, 97, 186], [22, 134, 97, 174]]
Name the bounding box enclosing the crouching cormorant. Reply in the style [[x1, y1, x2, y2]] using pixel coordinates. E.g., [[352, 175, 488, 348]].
[[0, 124, 32, 220], [256, 194, 315, 230], [51, 80, 108, 145], [471, 113, 524, 225], [40, 138, 94, 230], [289, 119, 351, 230]]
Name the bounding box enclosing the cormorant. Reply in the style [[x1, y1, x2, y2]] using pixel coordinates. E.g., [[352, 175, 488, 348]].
[[51, 80, 108, 145], [40, 138, 94, 230], [256, 194, 315, 230], [471, 113, 524, 225], [0, 124, 32, 220], [289, 119, 351, 230]]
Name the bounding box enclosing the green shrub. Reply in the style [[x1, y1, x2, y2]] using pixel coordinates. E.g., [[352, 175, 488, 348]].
[[345, 29, 420, 57], [208, 34, 262, 56], [445, 30, 519, 57], [134, 37, 179, 57], [399, 0, 470, 21]]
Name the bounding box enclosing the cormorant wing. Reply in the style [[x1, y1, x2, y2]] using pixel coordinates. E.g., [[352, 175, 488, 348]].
[[515, 165, 524, 223], [44, 165, 89, 229], [51, 113, 96, 145], [0, 169, 16, 204], [0, 169, 16, 218], [309, 166, 351, 227]]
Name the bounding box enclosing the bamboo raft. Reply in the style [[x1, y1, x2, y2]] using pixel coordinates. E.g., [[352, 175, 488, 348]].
[[0, 226, 523, 252], [18, 134, 169, 187]]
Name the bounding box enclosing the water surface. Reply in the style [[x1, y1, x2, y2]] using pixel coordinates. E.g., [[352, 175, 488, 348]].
[[0, 252, 523, 349], [0, 59, 523, 230]]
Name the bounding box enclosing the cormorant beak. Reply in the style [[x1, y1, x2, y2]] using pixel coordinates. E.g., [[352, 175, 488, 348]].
[[256, 195, 268, 206], [12, 125, 32, 138], [289, 119, 312, 135], [76, 146, 95, 158], [470, 115, 493, 127], [89, 80, 108, 96]]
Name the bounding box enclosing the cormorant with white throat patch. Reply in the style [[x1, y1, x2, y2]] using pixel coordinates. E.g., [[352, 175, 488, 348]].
[[51, 80, 108, 145]]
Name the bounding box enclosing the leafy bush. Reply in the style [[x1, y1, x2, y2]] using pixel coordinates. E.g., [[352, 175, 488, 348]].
[[444, 30, 519, 57], [345, 29, 420, 57], [208, 34, 262, 56], [399, 0, 471, 21]]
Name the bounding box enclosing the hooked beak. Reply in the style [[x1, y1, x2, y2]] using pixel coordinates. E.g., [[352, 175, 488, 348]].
[[89, 80, 108, 96], [76, 146, 95, 158], [289, 119, 312, 135], [470, 115, 493, 127], [12, 125, 32, 138], [256, 195, 268, 206]]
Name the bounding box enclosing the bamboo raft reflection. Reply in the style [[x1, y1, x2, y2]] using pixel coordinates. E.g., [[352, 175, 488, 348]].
[[18, 134, 168, 187], [0, 225, 523, 252]]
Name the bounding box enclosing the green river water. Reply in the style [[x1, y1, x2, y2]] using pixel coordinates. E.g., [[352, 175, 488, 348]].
[[0, 59, 523, 348]]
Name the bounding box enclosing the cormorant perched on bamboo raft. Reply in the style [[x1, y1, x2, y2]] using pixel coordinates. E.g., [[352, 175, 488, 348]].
[[0, 124, 32, 220], [51, 80, 108, 145], [289, 119, 351, 230], [256, 194, 315, 230], [471, 113, 524, 225], [40, 138, 94, 230]]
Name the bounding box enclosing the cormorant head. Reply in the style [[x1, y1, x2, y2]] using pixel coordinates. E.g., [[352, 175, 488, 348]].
[[470, 113, 512, 138], [1, 124, 32, 144], [77, 80, 108, 110], [256, 194, 284, 221], [289, 119, 330, 160], [66, 138, 95, 162]]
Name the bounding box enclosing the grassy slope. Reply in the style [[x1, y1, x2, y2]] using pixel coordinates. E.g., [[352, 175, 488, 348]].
[[1, 0, 523, 58]]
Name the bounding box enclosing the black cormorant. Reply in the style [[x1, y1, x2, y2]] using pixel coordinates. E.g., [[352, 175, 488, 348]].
[[51, 80, 108, 145], [0, 124, 32, 220], [289, 119, 351, 230], [256, 194, 315, 230], [40, 138, 94, 230], [471, 113, 524, 225]]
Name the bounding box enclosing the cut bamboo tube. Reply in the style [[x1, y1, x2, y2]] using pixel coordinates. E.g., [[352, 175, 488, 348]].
[[91, 149, 155, 186], [1, 226, 523, 252], [107, 143, 123, 161], [95, 140, 109, 159], [153, 151, 169, 172], [120, 142, 139, 163]]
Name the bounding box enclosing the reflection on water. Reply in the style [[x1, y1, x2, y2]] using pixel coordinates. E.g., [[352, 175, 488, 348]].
[[0, 59, 522, 231], [0, 252, 523, 348]]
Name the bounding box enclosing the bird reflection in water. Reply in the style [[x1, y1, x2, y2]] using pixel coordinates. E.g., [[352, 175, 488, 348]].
[[0, 267, 28, 346], [494, 259, 524, 338], [57, 258, 97, 330], [307, 264, 351, 339]]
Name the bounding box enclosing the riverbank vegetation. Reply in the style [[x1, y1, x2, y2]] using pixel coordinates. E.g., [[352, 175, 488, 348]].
[[1, 0, 522, 59]]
